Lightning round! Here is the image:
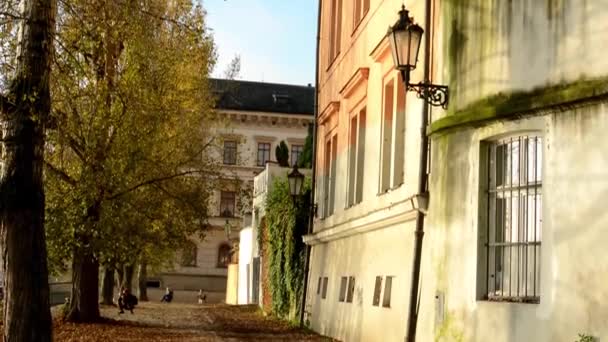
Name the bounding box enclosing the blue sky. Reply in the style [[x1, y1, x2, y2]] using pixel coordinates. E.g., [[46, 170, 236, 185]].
[[204, 0, 317, 86]]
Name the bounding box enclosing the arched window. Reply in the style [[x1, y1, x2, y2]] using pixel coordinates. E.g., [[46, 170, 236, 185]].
[[181, 241, 197, 267], [217, 243, 232, 268]]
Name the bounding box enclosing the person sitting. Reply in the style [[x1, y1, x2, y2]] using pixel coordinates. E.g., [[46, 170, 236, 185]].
[[160, 287, 173, 303], [197, 289, 207, 304], [118, 287, 138, 314]]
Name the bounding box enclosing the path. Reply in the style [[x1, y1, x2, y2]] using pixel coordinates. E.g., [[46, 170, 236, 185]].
[[53, 302, 332, 341]]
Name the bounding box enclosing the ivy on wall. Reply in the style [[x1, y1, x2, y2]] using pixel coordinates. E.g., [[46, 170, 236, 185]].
[[261, 178, 311, 319]]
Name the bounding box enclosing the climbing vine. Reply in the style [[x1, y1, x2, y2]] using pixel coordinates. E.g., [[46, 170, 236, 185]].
[[261, 178, 310, 319]]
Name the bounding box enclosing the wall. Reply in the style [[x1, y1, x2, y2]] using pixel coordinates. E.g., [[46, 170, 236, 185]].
[[238, 227, 253, 304], [435, 0, 608, 115], [419, 1, 608, 341], [308, 0, 431, 340], [420, 104, 608, 341]]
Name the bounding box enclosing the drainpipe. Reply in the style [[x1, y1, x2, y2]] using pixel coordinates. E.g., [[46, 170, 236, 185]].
[[405, 0, 432, 340], [299, 0, 322, 328]]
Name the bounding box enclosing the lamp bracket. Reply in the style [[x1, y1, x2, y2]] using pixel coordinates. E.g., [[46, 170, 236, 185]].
[[407, 82, 449, 109]]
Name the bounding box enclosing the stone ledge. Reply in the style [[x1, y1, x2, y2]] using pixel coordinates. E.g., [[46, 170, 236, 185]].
[[429, 77, 608, 137]]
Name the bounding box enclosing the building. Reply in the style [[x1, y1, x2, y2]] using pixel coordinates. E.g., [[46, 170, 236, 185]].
[[416, 1, 608, 341], [303, 0, 430, 340], [238, 163, 311, 307], [307, 0, 608, 341], [156, 79, 314, 302]]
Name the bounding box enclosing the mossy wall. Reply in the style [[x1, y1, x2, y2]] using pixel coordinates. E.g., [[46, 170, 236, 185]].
[[438, 0, 608, 128]]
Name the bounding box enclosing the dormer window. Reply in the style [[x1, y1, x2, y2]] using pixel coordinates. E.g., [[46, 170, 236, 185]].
[[272, 93, 290, 106]]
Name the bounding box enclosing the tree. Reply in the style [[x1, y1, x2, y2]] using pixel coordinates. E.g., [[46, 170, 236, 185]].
[[298, 124, 313, 169], [0, 0, 55, 340], [43, 0, 219, 322], [276, 141, 289, 167]]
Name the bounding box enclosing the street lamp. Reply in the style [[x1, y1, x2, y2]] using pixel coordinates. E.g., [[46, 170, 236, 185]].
[[388, 5, 449, 108], [287, 165, 305, 202]]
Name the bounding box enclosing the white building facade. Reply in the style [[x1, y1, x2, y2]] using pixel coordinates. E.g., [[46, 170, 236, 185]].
[[158, 79, 314, 301]]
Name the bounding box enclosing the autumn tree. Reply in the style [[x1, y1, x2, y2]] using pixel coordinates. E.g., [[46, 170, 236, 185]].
[[44, 0, 220, 321], [0, 0, 55, 340]]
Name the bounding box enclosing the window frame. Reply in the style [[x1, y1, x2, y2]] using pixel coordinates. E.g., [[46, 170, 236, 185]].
[[327, 0, 343, 68], [352, 0, 370, 34], [180, 241, 198, 267], [223, 140, 237, 165], [347, 105, 366, 208], [257, 142, 271, 167], [219, 191, 236, 218], [217, 243, 232, 268], [479, 134, 543, 304], [379, 73, 406, 194], [291, 144, 304, 167]]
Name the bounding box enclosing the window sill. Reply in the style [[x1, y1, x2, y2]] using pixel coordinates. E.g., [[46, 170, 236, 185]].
[[481, 296, 540, 305]]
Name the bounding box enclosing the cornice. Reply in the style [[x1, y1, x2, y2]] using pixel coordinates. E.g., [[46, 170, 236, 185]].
[[340, 67, 370, 99]]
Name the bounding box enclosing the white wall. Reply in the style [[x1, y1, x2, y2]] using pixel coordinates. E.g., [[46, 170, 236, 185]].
[[238, 227, 253, 304]]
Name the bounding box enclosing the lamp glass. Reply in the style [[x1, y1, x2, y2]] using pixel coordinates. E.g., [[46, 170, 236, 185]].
[[287, 166, 304, 197]]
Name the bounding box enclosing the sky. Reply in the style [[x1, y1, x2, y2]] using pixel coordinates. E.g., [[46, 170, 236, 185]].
[[203, 0, 317, 86]]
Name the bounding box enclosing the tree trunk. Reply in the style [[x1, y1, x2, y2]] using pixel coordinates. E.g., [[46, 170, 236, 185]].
[[66, 238, 101, 322], [101, 266, 115, 305], [123, 264, 134, 292], [0, 0, 56, 340], [137, 260, 148, 301], [116, 264, 124, 289]]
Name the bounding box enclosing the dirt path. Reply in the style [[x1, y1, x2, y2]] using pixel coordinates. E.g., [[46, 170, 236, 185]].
[[52, 302, 332, 341]]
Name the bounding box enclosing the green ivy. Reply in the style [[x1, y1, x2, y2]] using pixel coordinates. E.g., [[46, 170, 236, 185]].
[[262, 178, 310, 319]]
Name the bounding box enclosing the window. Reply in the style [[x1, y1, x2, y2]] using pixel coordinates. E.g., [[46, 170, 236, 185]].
[[257, 142, 271, 167], [220, 191, 236, 217], [372, 276, 382, 306], [346, 276, 355, 303], [322, 277, 329, 299], [180, 241, 197, 267], [291, 144, 304, 167], [223, 140, 237, 165], [382, 276, 393, 308], [353, 0, 370, 30], [317, 277, 322, 295], [217, 243, 232, 268], [483, 135, 542, 303], [380, 76, 406, 192], [328, 0, 343, 65], [323, 134, 338, 217], [347, 108, 366, 207], [338, 276, 348, 302]]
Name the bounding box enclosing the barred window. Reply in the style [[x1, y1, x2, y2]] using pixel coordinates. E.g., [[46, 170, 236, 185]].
[[484, 135, 542, 303], [223, 141, 237, 165]]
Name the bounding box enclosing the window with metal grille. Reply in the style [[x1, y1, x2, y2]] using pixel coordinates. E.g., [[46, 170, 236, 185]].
[[382, 276, 393, 308], [220, 191, 236, 217], [291, 144, 303, 167], [322, 277, 328, 299], [257, 142, 271, 167], [317, 277, 322, 295], [484, 135, 542, 303], [372, 276, 382, 306], [223, 140, 237, 165], [338, 276, 347, 302], [346, 276, 355, 303]]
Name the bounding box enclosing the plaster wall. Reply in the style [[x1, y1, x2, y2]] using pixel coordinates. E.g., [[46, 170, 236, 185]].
[[309, 0, 432, 340], [308, 219, 415, 342], [435, 0, 608, 115], [419, 103, 608, 341], [237, 227, 253, 304]]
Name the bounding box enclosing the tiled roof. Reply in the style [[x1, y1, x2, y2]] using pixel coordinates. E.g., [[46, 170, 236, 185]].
[[210, 78, 314, 115]]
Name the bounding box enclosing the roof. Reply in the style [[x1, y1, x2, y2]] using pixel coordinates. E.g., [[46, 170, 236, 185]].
[[210, 78, 315, 115]]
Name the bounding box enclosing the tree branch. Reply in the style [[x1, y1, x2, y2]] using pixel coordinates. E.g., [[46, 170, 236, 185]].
[[106, 170, 205, 201], [44, 161, 77, 186]]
